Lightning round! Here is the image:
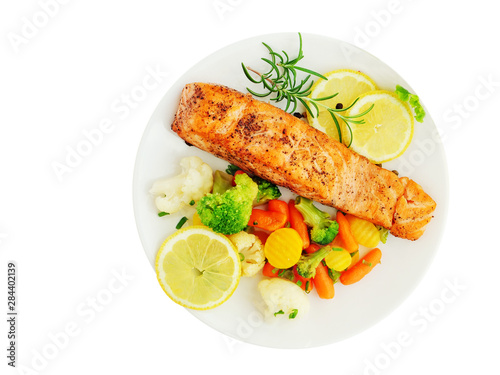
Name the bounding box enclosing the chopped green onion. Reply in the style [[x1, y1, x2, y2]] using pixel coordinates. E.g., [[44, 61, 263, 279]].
[[289, 309, 298, 319], [158, 212, 170, 217], [176, 216, 188, 229], [274, 310, 284, 317], [239, 253, 245, 262], [328, 268, 341, 283]]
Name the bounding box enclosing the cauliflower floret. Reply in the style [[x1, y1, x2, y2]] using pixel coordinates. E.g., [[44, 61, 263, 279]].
[[227, 231, 264, 277], [150, 156, 213, 214], [258, 278, 310, 320]]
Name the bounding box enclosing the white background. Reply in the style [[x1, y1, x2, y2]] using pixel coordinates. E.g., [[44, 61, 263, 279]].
[[1, 1, 499, 374]]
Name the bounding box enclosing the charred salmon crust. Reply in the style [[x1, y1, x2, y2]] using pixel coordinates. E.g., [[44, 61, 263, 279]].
[[171, 83, 436, 240]]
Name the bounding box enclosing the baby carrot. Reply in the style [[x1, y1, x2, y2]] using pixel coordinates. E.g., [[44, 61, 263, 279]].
[[268, 199, 290, 226], [262, 261, 279, 278], [347, 250, 359, 270], [313, 262, 335, 299], [253, 230, 269, 245], [330, 234, 346, 249], [292, 265, 314, 293], [305, 243, 321, 254], [288, 199, 310, 249], [248, 209, 287, 232], [336, 211, 359, 253], [340, 248, 382, 285]]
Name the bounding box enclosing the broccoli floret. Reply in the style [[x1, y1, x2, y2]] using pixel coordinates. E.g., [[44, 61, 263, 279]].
[[252, 176, 282, 206], [294, 196, 339, 245], [197, 173, 258, 234], [295, 246, 333, 279], [224, 164, 281, 206], [212, 170, 233, 195]]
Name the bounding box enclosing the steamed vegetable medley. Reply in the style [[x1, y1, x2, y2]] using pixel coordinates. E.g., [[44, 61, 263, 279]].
[[151, 156, 385, 320]]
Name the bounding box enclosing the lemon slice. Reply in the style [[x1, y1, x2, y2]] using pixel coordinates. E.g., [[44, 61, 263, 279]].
[[346, 90, 414, 163], [307, 69, 377, 142], [155, 226, 241, 310]]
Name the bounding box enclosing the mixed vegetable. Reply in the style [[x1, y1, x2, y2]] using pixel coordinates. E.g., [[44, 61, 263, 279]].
[[151, 158, 384, 320]]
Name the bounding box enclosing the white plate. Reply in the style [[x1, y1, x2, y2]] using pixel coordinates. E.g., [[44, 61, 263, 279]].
[[132, 32, 449, 348]]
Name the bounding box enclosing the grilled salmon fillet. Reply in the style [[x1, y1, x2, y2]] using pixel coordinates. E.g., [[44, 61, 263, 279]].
[[391, 177, 436, 240], [171, 83, 436, 240]]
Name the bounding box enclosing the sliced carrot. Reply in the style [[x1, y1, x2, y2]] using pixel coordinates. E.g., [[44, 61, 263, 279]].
[[268, 199, 290, 226], [335, 211, 359, 253], [340, 248, 382, 285], [313, 262, 335, 299], [324, 248, 351, 271], [345, 214, 380, 248], [288, 199, 310, 249], [248, 209, 287, 232], [264, 228, 303, 269]]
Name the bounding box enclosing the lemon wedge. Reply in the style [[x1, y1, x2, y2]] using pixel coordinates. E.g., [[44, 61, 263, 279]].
[[155, 226, 241, 310], [346, 90, 414, 163], [307, 69, 377, 142]]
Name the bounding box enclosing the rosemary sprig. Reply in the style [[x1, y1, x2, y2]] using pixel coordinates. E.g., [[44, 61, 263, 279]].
[[241, 32, 373, 146]]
